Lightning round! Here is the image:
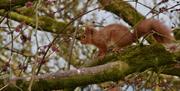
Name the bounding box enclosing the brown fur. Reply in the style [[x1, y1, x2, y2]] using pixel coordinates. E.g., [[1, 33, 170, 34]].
[[133, 19, 175, 43], [81, 19, 175, 59]]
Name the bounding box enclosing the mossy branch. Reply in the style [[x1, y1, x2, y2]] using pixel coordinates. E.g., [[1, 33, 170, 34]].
[[2, 44, 178, 90], [0, 9, 72, 34], [0, 0, 36, 10], [99, 0, 144, 26]]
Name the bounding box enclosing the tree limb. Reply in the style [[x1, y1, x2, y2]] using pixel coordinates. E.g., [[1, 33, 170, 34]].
[[0, 9, 71, 34], [0, 0, 36, 10], [99, 0, 144, 26], [2, 44, 177, 90]]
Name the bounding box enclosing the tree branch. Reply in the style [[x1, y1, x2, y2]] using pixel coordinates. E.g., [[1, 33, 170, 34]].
[[2, 44, 177, 90], [99, 0, 144, 26], [0, 9, 73, 34], [0, 0, 36, 10]]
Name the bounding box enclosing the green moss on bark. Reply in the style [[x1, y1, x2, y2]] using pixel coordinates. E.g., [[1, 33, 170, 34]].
[[119, 44, 174, 71], [0, 0, 36, 10], [99, 0, 144, 26], [173, 28, 180, 40]]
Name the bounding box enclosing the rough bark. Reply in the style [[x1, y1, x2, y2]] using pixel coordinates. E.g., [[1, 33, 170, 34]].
[[2, 44, 178, 90], [0, 0, 36, 10], [0, 9, 71, 34]]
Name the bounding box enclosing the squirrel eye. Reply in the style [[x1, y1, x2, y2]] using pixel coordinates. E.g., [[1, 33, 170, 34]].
[[83, 36, 86, 38]]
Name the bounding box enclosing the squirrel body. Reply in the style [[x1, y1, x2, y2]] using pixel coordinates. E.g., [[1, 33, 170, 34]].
[[81, 19, 175, 58]]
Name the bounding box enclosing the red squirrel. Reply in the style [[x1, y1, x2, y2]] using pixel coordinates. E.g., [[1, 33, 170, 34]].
[[80, 19, 175, 58]]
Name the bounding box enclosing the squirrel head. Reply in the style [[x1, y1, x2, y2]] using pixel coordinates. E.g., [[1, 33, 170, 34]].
[[80, 26, 96, 44]]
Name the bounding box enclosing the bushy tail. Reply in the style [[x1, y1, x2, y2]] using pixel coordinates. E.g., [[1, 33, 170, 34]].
[[133, 19, 175, 43]]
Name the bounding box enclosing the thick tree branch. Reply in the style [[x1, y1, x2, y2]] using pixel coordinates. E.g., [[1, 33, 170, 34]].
[[99, 0, 144, 26], [0, 9, 72, 34], [2, 44, 177, 90], [0, 0, 36, 10], [9, 61, 129, 90]]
